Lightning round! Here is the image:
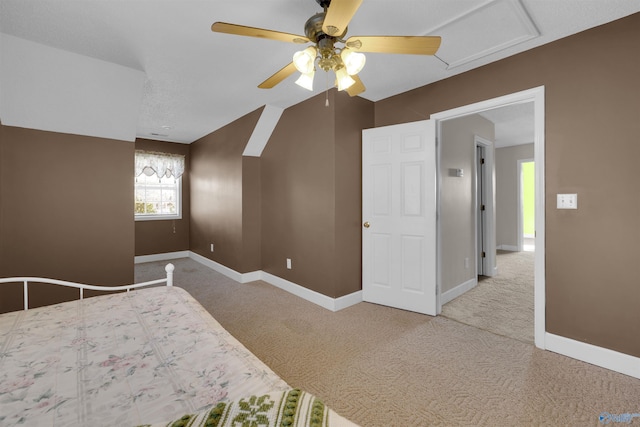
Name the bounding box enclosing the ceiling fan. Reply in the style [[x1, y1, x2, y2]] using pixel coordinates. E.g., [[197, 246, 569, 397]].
[[211, 0, 441, 97]]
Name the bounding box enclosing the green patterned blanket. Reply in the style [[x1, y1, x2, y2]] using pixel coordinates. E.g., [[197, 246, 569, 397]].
[[136, 389, 359, 427]]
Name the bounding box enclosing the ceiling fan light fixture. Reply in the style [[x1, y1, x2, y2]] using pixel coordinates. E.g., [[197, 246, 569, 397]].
[[340, 48, 366, 75], [295, 70, 315, 91], [293, 46, 317, 74], [211, 0, 441, 95], [335, 67, 355, 91]]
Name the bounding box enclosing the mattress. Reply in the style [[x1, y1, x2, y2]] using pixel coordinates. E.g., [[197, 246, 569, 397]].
[[0, 286, 294, 426]]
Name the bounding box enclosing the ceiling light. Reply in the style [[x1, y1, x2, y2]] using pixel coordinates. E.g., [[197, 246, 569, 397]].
[[293, 46, 317, 74], [295, 70, 315, 91], [340, 48, 366, 75], [335, 67, 355, 91], [292, 40, 362, 93]]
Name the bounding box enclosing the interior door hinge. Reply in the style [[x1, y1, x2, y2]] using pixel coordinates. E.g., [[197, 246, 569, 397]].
[[482, 251, 486, 258], [481, 204, 486, 211], [481, 158, 485, 164]]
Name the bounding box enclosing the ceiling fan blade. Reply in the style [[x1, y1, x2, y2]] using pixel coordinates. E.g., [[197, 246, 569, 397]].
[[258, 62, 298, 89], [211, 22, 309, 44], [345, 74, 366, 97], [345, 35, 441, 55], [322, 0, 363, 37]]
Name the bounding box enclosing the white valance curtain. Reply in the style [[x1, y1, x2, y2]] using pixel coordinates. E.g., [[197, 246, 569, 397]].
[[135, 150, 185, 179]]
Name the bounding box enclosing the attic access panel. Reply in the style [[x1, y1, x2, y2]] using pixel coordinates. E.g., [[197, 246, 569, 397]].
[[433, 0, 539, 69]]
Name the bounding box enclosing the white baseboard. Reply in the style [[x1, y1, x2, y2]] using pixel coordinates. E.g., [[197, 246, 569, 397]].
[[140, 252, 639, 379], [240, 270, 262, 283], [497, 244, 518, 251], [441, 278, 477, 305], [545, 333, 640, 379], [187, 251, 261, 283], [135, 251, 189, 264], [188, 251, 362, 312], [334, 290, 364, 311], [261, 272, 361, 312]]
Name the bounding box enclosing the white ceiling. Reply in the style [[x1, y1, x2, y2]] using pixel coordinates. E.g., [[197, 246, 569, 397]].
[[1, 0, 639, 144], [479, 102, 535, 147]]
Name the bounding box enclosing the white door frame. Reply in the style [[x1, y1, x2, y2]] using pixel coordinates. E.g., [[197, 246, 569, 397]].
[[431, 86, 546, 349], [475, 136, 497, 277]]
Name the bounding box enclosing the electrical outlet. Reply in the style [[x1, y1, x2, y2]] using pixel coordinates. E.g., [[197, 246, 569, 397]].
[[557, 194, 578, 209], [210, 243, 214, 252], [464, 257, 470, 269], [286, 258, 292, 270]]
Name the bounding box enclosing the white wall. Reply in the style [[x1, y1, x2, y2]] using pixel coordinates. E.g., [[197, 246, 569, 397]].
[[0, 34, 144, 142], [440, 114, 494, 293]]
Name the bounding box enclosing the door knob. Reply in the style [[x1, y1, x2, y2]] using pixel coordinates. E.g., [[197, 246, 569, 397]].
[[363, 221, 370, 228]]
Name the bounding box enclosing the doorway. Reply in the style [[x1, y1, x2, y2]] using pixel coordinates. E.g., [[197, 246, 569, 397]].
[[475, 136, 496, 278], [432, 86, 545, 349], [439, 111, 535, 343], [477, 144, 487, 276]]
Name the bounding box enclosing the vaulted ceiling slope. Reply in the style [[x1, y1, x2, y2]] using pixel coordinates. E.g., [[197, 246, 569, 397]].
[[1, 0, 639, 143]]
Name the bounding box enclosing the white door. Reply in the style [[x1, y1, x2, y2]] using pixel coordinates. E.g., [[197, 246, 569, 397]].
[[362, 120, 437, 315]]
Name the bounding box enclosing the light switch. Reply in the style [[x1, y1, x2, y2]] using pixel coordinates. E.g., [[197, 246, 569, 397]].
[[557, 193, 577, 209]]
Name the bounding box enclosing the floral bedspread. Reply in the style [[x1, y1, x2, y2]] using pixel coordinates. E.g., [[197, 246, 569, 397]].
[[0, 286, 290, 426]]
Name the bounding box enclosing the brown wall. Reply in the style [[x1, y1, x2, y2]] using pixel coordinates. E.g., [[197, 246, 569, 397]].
[[188, 91, 371, 297], [189, 107, 263, 273], [334, 92, 375, 296], [375, 14, 640, 357], [0, 124, 134, 313], [241, 155, 262, 272], [134, 138, 190, 256], [260, 90, 373, 298], [261, 92, 337, 294]]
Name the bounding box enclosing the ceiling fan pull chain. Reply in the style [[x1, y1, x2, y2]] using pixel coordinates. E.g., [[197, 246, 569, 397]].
[[325, 72, 329, 107]]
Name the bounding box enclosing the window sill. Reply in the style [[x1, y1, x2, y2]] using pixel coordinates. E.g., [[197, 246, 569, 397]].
[[135, 214, 182, 222]]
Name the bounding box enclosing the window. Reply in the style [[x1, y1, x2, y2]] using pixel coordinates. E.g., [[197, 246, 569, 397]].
[[135, 151, 184, 221], [135, 173, 181, 220]]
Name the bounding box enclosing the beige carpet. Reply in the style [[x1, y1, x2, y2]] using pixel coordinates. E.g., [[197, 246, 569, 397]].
[[136, 258, 640, 427], [441, 250, 535, 343]]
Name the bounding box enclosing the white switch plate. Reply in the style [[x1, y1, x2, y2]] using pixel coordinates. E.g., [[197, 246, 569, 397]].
[[286, 258, 292, 269], [557, 193, 578, 209]]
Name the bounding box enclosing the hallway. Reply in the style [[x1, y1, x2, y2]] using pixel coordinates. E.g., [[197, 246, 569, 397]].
[[441, 250, 534, 343]]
